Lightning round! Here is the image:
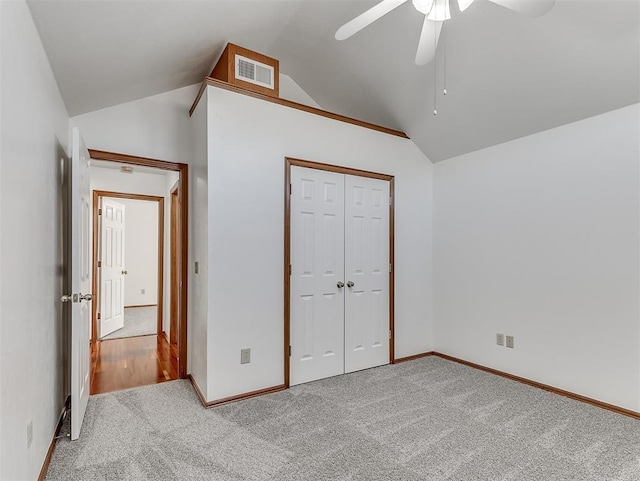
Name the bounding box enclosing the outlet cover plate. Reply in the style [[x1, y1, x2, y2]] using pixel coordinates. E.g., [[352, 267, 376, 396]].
[[240, 348, 251, 364], [506, 336, 514, 349], [496, 333, 504, 346]]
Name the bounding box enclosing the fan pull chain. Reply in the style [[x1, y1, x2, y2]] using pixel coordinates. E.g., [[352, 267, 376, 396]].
[[433, 15, 438, 115], [443, 0, 448, 95]]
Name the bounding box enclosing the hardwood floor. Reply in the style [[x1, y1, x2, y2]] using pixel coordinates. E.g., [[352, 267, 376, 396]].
[[90, 334, 179, 395]]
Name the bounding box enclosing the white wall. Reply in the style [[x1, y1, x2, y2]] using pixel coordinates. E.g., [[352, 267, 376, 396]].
[[91, 166, 178, 334], [201, 86, 434, 402], [0, 1, 70, 479], [434, 103, 640, 411], [189, 94, 209, 396], [70, 84, 199, 164], [279, 73, 321, 109]]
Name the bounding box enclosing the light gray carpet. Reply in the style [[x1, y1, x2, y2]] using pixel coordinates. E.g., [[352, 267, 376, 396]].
[[101, 306, 157, 340], [46, 357, 640, 480]]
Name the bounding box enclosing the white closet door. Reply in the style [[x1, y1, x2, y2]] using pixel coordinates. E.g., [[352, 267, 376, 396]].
[[344, 175, 390, 373], [99, 198, 126, 338], [290, 166, 345, 386]]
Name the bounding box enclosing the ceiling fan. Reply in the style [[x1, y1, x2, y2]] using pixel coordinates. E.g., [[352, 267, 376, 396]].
[[335, 0, 556, 65]]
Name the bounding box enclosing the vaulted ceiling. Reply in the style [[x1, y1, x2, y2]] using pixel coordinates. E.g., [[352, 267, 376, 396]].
[[27, 0, 639, 162]]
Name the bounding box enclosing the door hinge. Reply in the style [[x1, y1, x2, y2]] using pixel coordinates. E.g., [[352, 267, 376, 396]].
[[289, 264, 292, 275], [98, 260, 101, 268], [389, 196, 392, 206], [389, 263, 392, 273], [289, 183, 292, 195], [98, 208, 102, 215], [97, 312, 101, 320], [389, 330, 392, 340], [289, 345, 292, 357]]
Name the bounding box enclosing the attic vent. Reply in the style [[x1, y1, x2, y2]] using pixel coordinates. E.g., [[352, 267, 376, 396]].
[[235, 54, 274, 90]]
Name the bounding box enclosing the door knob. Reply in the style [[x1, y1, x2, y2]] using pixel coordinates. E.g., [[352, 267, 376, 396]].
[[347, 281, 355, 288], [122, 270, 128, 275], [337, 281, 345, 288], [61, 293, 92, 302]]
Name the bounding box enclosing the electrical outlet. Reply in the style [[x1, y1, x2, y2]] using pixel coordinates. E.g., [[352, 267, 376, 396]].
[[506, 335, 514, 349], [141, 288, 145, 295], [240, 348, 251, 364], [496, 333, 504, 346], [27, 420, 33, 448]]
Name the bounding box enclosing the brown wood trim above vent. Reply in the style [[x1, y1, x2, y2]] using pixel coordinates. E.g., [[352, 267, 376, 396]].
[[189, 77, 409, 140]]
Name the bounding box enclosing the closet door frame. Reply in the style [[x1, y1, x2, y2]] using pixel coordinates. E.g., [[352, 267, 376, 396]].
[[284, 157, 395, 388]]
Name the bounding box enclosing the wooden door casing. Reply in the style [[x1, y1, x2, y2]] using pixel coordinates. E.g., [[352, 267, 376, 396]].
[[285, 158, 394, 388]]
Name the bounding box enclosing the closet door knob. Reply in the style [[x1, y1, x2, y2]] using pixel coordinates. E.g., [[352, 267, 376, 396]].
[[337, 281, 345, 288], [347, 281, 355, 288]]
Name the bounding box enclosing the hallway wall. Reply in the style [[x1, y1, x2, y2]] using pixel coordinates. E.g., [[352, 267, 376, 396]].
[[0, 1, 70, 479]]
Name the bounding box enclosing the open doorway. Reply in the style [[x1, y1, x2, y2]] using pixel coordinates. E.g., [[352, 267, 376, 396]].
[[87, 150, 188, 394], [93, 191, 164, 341]]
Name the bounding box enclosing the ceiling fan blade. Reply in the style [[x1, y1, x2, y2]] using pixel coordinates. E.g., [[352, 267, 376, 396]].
[[335, 0, 409, 41], [487, 0, 555, 17], [427, 0, 451, 21], [415, 17, 443, 65], [457, 0, 476, 12]]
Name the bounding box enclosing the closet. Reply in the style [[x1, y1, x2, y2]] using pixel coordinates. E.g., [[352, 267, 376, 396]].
[[289, 162, 392, 386]]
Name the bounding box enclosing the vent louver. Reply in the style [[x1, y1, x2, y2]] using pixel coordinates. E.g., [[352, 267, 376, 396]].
[[235, 54, 274, 90], [237, 58, 255, 80]]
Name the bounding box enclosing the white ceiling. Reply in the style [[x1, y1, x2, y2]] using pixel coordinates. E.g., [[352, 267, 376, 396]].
[[28, 0, 639, 162]]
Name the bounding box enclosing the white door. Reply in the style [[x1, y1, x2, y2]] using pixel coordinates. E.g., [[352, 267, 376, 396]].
[[70, 127, 92, 440], [289, 166, 391, 386], [99, 198, 126, 338], [344, 175, 390, 373], [290, 166, 345, 386]]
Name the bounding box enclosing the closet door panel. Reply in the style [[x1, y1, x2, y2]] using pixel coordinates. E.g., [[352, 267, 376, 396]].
[[290, 166, 345, 386], [344, 175, 390, 373]]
